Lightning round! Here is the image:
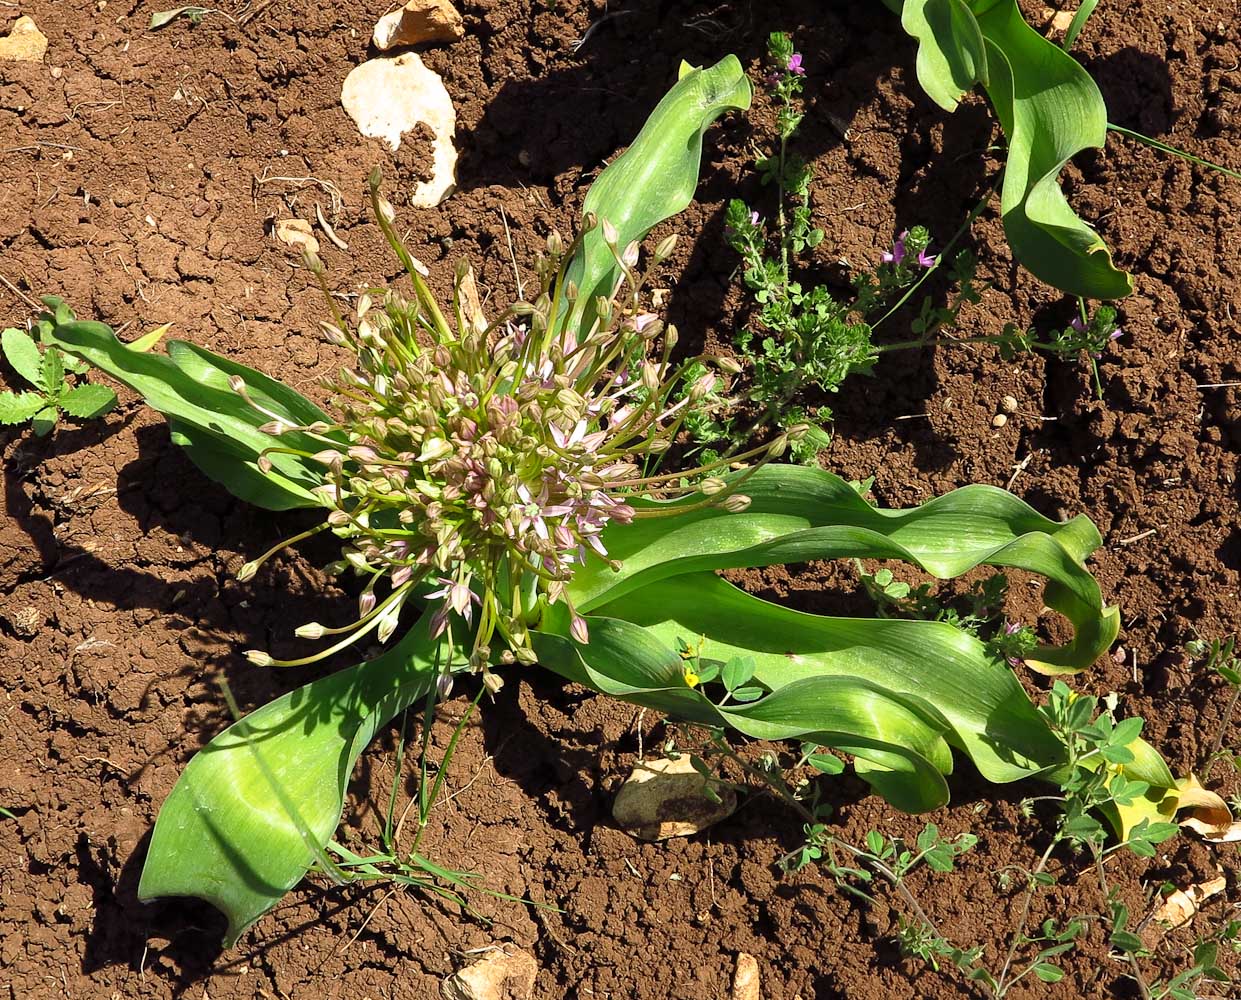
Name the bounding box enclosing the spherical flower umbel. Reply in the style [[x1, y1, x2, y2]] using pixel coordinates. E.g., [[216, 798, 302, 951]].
[[237, 170, 778, 678]]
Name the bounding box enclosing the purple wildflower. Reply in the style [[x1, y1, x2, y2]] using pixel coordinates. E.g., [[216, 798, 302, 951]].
[[916, 248, 936, 269], [749, 210, 761, 227], [882, 230, 908, 266], [787, 53, 805, 76]]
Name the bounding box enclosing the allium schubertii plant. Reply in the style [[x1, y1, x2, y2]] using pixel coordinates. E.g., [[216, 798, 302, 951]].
[[39, 56, 1199, 946]]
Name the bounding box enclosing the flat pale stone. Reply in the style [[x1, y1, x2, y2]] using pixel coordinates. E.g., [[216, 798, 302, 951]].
[[340, 53, 457, 207], [612, 755, 737, 841], [273, 218, 319, 255], [441, 948, 537, 1000], [373, 0, 464, 50], [0, 16, 49, 62], [732, 953, 761, 1000]]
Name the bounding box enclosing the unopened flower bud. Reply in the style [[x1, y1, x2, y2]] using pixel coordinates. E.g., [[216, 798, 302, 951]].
[[665, 325, 679, 350], [237, 560, 259, 582], [715, 355, 743, 375], [511, 301, 536, 316], [621, 241, 640, 268], [570, 614, 590, 644], [563, 280, 579, 301], [641, 362, 660, 392], [228, 375, 246, 394], [327, 509, 350, 526], [376, 606, 400, 643], [547, 230, 564, 256], [601, 218, 619, 247], [245, 649, 274, 666], [436, 672, 454, 699], [257, 455, 274, 474], [417, 437, 453, 463], [312, 448, 344, 467], [482, 670, 505, 694], [655, 233, 678, 259], [787, 423, 810, 441], [375, 195, 396, 225], [700, 477, 727, 495], [720, 493, 752, 513], [319, 320, 348, 346], [767, 434, 789, 458], [689, 373, 717, 401], [514, 646, 538, 665], [295, 622, 325, 640], [258, 420, 293, 436], [301, 250, 325, 275]]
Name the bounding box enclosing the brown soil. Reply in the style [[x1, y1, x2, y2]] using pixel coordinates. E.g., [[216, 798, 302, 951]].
[[2, 0, 1240, 998]]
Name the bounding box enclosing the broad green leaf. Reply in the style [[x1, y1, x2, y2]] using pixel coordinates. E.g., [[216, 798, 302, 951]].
[[1, 328, 43, 388], [901, 0, 989, 110], [43, 317, 330, 510], [975, 0, 1132, 298], [138, 614, 457, 946], [59, 383, 117, 419], [0, 391, 46, 425], [41, 345, 64, 397], [891, 0, 1132, 298], [591, 572, 1065, 790], [533, 609, 955, 813], [571, 465, 1117, 672], [32, 406, 57, 436], [560, 56, 751, 335]]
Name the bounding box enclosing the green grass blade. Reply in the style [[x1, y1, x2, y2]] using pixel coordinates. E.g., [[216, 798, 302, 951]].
[[1062, 0, 1099, 50], [560, 55, 751, 334], [1108, 122, 1241, 180], [570, 465, 1116, 671], [137, 615, 457, 945]]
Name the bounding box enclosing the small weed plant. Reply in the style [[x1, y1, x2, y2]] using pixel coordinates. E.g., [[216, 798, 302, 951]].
[[0, 326, 116, 435], [715, 34, 1129, 462]]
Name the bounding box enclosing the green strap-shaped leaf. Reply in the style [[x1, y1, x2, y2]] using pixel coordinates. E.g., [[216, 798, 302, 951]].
[[560, 56, 751, 334], [591, 572, 1062, 785], [891, 0, 1132, 298], [43, 319, 330, 510], [570, 465, 1117, 672], [138, 616, 455, 946], [975, 0, 1132, 299], [900, 0, 989, 110], [533, 608, 956, 812]]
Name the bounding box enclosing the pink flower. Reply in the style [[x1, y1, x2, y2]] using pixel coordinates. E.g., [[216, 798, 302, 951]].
[[882, 230, 908, 265], [787, 53, 805, 76]]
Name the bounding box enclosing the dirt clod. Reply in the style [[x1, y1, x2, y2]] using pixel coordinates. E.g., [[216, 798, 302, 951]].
[[373, 0, 465, 50]]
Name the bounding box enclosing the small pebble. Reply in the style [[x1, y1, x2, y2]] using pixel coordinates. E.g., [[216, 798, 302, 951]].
[[1000, 394, 1018, 413], [991, 413, 1008, 428]]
